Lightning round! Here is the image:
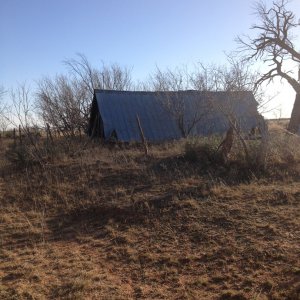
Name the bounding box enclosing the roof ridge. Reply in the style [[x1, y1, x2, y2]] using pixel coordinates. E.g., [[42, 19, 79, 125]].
[[94, 89, 253, 94]]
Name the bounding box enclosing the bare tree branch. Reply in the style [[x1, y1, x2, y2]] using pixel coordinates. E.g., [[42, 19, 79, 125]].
[[37, 54, 133, 135], [237, 0, 300, 132]]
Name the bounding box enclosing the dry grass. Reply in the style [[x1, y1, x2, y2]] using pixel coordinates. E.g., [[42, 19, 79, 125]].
[[267, 118, 289, 132], [0, 131, 299, 299]]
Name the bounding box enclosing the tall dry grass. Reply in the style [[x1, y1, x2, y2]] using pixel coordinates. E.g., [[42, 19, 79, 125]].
[[0, 129, 299, 299]]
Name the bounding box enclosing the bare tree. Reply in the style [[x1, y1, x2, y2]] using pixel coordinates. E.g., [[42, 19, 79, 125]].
[[159, 90, 211, 138], [64, 53, 133, 92], [10, 84, 39, 133], [237, 0, 300, 132], [37, 75, 86, 136], [63, 53, 100, 96], [150, 66, 193, 137], [36, 54, 133, 135], [149, 66, 190, 92], [189, 57, 262, 95], [0, 85, 8, 131], [149, 59, 261, 138], [196, 60, 268, 165], [5, 84, 46, 165], [149, 66, 211, 137]]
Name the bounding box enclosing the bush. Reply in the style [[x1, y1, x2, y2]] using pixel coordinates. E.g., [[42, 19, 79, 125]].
[[267, 132, 300, 165], [5, 134, 58, 168], [184, 137, 222, 165], [4, 131, 15, 139], [4, 133, 91, 169], [5, 143, 41, 168]]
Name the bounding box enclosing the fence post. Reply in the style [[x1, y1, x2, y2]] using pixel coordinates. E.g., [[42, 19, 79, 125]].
[[46, 123, 53, 144], [19, 125, 22, 144], [136, 115, 149, 156], [13, 128, 16, 144], [79, 127, 82, 141]]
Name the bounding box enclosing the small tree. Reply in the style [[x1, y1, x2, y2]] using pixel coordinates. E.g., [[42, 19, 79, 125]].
[[149, 59, 262, 139], [36, 54, 133, 135], [37, 75, 86, 136], [149, 66, 213, 137], [195, 59, 267, 165], [64, 53, 133, 93], [237, 0, 300, 132], [0, 85, 9, 132], [10, 84, 40, 135], [5, 84, 45, 166]]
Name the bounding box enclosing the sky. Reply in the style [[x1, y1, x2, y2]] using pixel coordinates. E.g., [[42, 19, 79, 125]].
[[1, 0, 300, 118]]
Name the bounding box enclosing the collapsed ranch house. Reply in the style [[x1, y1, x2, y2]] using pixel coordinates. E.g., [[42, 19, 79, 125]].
[[88, 89, 261, 142]]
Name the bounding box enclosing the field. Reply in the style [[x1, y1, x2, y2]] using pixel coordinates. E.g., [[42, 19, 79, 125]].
[[0, 127, 299, 299]]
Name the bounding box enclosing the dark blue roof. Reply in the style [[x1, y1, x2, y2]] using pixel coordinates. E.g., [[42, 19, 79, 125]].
[[94, 90, 259, 142]]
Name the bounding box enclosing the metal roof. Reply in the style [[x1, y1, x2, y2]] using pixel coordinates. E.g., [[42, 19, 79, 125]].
[[93, 90, 259, 142]]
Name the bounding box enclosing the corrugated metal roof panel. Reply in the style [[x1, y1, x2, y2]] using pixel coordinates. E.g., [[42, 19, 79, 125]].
[[94, 90, 259, 142]]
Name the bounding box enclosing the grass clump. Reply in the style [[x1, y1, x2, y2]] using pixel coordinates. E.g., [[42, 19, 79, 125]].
[[184, 137, 222, 165]]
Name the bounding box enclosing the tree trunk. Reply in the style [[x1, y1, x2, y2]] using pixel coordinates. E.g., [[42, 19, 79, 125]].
[[288, 94, 300, 133]]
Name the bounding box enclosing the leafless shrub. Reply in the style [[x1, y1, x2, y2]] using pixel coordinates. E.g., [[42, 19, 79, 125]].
[[148, 59, 265, 163], [149, 66, 190, 92], [64, 53, 133, 92], [0, 85, 9, 132], [37, 75, 86, 137], [36, 54, 133, 136], [149, 66, 214, 137], [4, 84, 45, 167], [184, 137, 222, 164]]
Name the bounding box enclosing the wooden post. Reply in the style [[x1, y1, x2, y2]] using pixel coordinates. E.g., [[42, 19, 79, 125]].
[[46, 126, 49, 144], [19, 125, 22, 144], [46, 123, 53, 144], [13, 128, 16, 144], [136, 115, 148, 156]]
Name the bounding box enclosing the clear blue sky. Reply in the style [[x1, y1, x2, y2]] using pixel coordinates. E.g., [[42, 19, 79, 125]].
[[1, 0, 300, 117]]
